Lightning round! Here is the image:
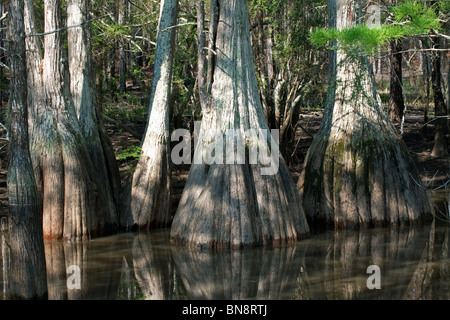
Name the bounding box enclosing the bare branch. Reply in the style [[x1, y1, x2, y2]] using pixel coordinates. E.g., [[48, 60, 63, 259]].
[[25, 14, 112, 37], [160, 22, 197, 32]]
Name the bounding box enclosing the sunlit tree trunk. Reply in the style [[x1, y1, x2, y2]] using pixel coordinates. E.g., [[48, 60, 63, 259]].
[[30, 0, 105, 240], [67, 0, 121, 233], [117, 0, 127, 93], [7, 0, 47, 299], [297, 0, 433, 229], [170, 0, 310, 249], [24, 0, 44, 210], [120, 0, 177, 230]]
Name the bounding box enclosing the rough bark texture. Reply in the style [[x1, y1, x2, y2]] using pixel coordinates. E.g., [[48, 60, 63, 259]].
[[120, 0, 177, 230], [7, 0, 48, 299], [388, 40, 405, 123], [297, 0, 433, 229], [24, 0, 45, 211], [170, 0, 310, 249], [67, 0, 121, 233], [29, 0, 105, 240]]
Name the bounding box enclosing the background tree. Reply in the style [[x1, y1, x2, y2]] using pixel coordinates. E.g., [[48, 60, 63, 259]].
[[387, 0, 405, 124], [388, 38, 405, 123], [6, 0, 47, 299], [429, 2, 448, 157], [249, 0, 328, 163], [170, 0, 310, 249], [298, 0, 433, 229]]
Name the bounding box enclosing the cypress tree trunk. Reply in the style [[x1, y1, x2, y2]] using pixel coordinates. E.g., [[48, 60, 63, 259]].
[[24, 0, 44, 210], [7, 0, 47, 299], [67, 0, 121, 233], [388, 39, 405, 123], [30, 0, 105, 240], [297, 0, 433, 229], [170, 0, 310, 249], [120, 0, 177, 230]]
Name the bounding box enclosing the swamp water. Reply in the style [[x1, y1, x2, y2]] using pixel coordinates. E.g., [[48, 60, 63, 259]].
[[0, 190, 449, 300]]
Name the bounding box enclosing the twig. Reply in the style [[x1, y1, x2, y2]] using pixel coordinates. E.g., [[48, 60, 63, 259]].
[[161, 22, 197, 32], [25, 14, 112, 37], [421, 115, 450, 128]]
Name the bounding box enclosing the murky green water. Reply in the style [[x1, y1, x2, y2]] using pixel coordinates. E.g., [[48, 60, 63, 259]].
[[1, 190, 449, 300]]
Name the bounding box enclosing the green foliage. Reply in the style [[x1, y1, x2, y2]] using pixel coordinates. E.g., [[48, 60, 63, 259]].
[[310, 24, 405, 53], [392, 0, 442, 34], [310, 0, 445, 54], [117, 145, 142, 162], [103, 92, 148, 123]]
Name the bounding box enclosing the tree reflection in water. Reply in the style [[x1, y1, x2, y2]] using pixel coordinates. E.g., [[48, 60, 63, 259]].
[[1, 223, 450, 300], [44, 236, 123, 299], [171, 245, 300, 299]]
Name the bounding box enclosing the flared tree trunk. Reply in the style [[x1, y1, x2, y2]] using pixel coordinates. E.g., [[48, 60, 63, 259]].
[[6, 0, 47, 299], [120, 0, 177, 230], [297, 0, 433, 229], [170, 0, 310, 249], [29, 0, 105, 240], [67, 0, 121, 233]]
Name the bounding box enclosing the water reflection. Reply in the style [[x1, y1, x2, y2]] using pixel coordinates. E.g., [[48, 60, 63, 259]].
[[44, 236, 123, 299], [171, 245, 301, 299], [1, 222, 450, 300]]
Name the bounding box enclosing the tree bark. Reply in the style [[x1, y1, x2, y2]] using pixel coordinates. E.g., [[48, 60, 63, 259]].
[[7, 0, 47, 299], [170, 0, 310, 249], [388, 39, 405, 123], [29, 0, 106, 240], [118, 0, 127, 93], [24, 0, 44, 211], [430, 35, 448, 157], [297, 0, 433, 229], [67, 0, 121, 233], [120, 0, 178, 230]]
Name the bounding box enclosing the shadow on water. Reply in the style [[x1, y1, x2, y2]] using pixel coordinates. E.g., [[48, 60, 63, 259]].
[[1, 190, 450, 300]]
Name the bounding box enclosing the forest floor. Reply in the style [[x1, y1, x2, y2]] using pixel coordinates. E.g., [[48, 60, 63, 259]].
[[0, 105, 448, 220]]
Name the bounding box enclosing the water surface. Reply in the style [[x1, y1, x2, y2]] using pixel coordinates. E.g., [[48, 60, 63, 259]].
[[1, 190, 449, 300], [2, 222, 450, 300]]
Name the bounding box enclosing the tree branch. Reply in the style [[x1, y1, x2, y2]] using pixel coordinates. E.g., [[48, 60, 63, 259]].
[[25, 14, 112, 37]]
